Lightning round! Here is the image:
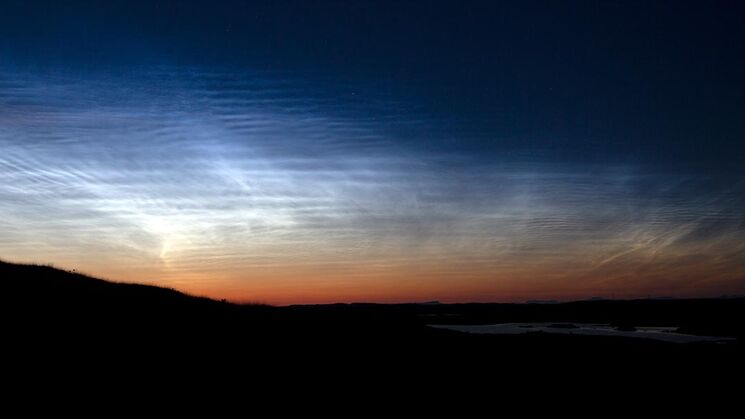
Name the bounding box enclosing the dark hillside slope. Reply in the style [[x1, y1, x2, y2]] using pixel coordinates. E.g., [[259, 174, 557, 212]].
[[1, 260, 740, 378]]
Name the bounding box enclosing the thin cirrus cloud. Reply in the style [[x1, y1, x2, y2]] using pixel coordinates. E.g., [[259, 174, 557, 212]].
[[1, 66, 744, 304]]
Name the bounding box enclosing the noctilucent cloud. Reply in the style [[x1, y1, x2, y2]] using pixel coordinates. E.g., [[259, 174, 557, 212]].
[[1, 1, 744, 304]]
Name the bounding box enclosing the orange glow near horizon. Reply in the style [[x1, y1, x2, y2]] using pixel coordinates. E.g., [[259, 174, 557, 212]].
[[8, 242, 743, 305], [2, 68, 744, 305]]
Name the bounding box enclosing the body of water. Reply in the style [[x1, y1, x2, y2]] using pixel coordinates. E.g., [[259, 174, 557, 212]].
[[429, 323, 735, 344]]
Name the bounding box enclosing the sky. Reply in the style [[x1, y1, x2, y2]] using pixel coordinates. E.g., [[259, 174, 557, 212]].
[[1, 1, 744, 304]]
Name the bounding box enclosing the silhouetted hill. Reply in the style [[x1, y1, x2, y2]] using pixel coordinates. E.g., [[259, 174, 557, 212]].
[[2, 260, 741, 382], [2, 260, 210, 307], [1, 260, 269, 333]]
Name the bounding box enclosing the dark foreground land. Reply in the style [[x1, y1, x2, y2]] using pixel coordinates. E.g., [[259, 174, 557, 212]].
[[2, 260, 742, 387]]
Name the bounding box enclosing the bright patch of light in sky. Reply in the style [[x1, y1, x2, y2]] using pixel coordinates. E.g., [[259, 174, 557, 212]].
[[1, 66, 744, 303]]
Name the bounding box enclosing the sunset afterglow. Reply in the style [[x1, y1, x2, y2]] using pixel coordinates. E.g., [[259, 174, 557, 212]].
[[2, 1, 744, 304]]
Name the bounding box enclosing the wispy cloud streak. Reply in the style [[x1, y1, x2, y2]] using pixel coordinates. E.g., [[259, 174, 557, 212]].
[[1, 67, 744, 303]]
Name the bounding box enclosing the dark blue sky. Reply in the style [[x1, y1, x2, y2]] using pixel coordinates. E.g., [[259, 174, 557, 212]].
[[1, 1, 744, 303], [3, 0, 744, 168]]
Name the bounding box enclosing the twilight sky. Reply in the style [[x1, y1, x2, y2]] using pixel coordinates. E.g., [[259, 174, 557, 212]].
[[1, 1, 744, 304]]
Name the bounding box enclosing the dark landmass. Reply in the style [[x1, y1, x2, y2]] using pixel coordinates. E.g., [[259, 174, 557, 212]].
[[2, 260, 742, 381], [547, 323, 579, 329]]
